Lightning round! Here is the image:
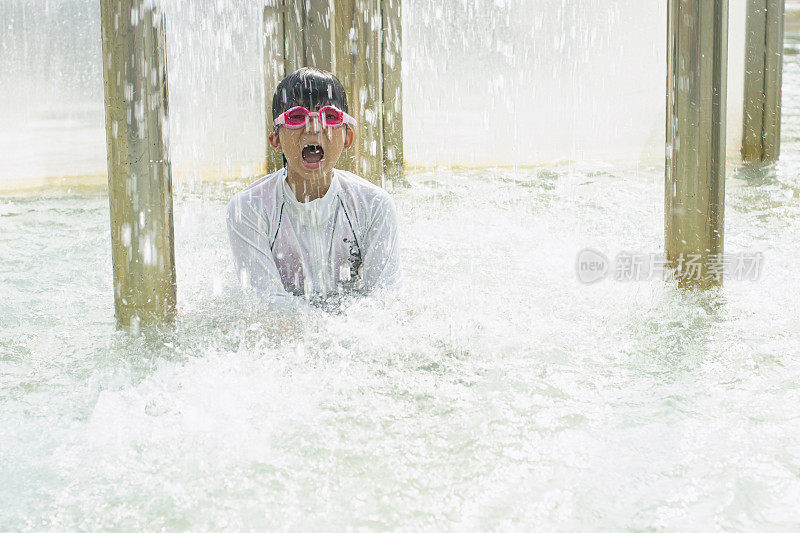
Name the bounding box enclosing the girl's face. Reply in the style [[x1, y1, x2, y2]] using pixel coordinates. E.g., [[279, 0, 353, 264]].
[[268, 106, 354, 180]]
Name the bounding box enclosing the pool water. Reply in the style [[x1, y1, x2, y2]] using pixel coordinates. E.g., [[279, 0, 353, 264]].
[[3, 39, 800, 533]]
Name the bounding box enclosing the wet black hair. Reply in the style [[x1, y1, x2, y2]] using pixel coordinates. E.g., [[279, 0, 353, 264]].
[[271, 67, 350, 167]]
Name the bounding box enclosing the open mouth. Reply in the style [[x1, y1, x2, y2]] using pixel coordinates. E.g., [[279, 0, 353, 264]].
[[301, 144, 324, 166]]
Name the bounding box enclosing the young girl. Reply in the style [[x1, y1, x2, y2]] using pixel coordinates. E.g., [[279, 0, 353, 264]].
[[226, 67, 402, 309]]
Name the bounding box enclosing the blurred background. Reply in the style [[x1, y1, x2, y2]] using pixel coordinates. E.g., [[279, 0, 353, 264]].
[[4, 0, 795, 190]]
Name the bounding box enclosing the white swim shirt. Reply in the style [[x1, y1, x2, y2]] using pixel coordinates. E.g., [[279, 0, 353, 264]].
[[226, 167, 402, 308]]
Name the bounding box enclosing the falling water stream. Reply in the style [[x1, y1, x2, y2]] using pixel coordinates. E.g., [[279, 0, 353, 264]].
[[3, 0, 800, 529]]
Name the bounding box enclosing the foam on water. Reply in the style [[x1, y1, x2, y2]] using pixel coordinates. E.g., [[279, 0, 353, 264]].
[[4, 103, 800, 527]]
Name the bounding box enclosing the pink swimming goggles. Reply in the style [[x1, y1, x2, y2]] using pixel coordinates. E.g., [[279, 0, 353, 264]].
[[273, 105, 357, 130]]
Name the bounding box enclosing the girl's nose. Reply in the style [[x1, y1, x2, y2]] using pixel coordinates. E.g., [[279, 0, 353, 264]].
[[305, 115, 323, 133]]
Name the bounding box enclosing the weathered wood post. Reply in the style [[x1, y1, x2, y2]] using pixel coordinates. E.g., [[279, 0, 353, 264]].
[[263, 0, 286, 173], [262, 0, 403, 186], [381, 0, 403, 184], [665, 0, 728, 289], [331, 0, 385, 181], [742, 0, 786, 162], [100, 0, 177, 328]]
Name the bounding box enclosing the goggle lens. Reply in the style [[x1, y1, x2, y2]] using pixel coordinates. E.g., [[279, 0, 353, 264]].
[[321, 107, 343, 125], [285, 109, 308, 125]]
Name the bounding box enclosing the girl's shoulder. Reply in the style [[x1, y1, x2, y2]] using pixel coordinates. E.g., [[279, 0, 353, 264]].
[[333, 169, 398, 237], [334, 168, 392, 205], [228, 169, 285, 211], [233, 168, 285, 200], [226, 169, 285, 229]]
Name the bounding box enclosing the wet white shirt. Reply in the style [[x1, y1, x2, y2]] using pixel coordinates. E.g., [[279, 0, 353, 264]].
[[226, 167, 402, 308]]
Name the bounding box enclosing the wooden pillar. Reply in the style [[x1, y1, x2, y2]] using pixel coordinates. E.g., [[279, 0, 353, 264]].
[[283, 0, 305, 71], [262, 0, 403, 185], [100, 0, 176, 328], [381, 0, 403, 184], [742, 0, 785, 162], [665, 0, 728, 289], [263, 0, 286, 173], [305, 0, 335, 69], [332, 0, 384, 181]]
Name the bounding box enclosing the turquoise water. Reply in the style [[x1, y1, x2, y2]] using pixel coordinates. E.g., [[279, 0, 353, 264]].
[[3, 38, 800, 533]]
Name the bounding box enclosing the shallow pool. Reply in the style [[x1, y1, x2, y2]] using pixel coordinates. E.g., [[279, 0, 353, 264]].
[[3, 37, 800, 533]]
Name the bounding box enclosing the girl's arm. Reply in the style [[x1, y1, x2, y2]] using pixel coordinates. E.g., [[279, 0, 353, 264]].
[[360, 191, 403, 296]]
